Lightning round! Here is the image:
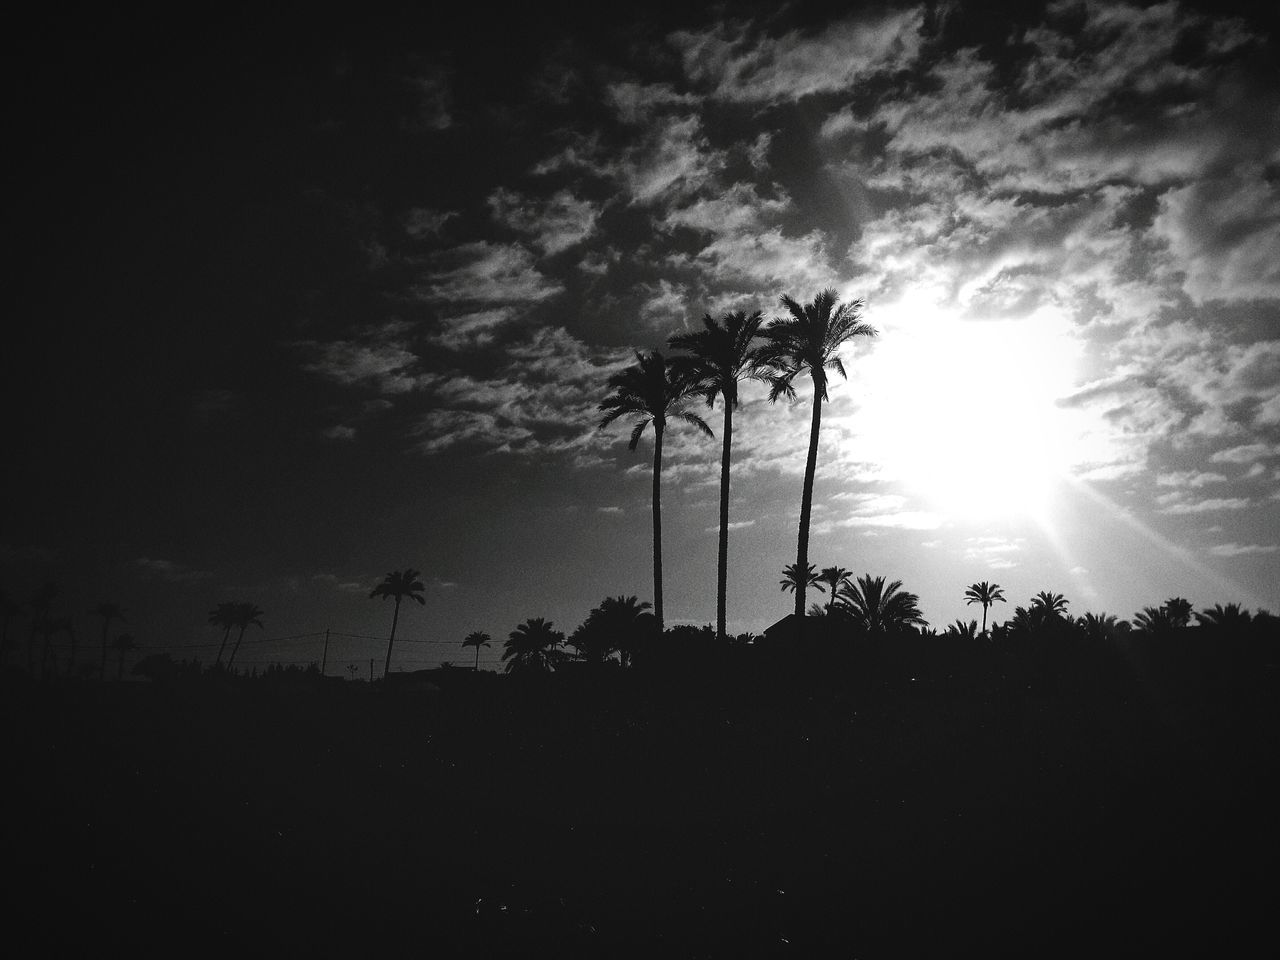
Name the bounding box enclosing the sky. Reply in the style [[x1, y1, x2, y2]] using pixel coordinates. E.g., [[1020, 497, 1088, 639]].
[[6, 1, 1279, 673]]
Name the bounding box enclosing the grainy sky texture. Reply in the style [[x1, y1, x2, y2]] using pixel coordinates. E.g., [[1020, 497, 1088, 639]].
[[7, 1, 1279, 671]]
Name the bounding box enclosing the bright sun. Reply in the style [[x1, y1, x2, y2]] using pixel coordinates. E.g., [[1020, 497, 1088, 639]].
[[854, 304, 1085, 522]]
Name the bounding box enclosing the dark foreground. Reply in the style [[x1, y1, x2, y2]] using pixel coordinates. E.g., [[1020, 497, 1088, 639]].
[[5, 638, 1278, 956]]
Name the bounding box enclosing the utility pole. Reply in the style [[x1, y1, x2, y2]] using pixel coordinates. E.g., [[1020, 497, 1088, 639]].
[[321, 629, 330, 677]]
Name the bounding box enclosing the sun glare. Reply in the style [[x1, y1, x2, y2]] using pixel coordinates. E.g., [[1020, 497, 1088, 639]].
[[854, 304, 1085, 523]]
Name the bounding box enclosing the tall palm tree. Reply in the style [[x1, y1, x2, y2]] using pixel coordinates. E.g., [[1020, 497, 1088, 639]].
[[461, 631, 491, 671], [599, 351, 713, 635], [502, 618, 566, 675], [208, 602, 238, 667], [756, 289, 875, 623], [96, 602, 127, 679], [668, 310, 765, 643], [369, 570, 425, 679], [817, 566, 853, 615], [225, 602, 265, 669], [835, 575, 927, 634], [963, 581, 1007, 636], [112, 633, 137, 680]]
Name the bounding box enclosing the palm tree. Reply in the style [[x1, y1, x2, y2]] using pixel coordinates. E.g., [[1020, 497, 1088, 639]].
[[963, 581, 1007, 636], [1162, 597, 1193, 628], [817, 566, 853, 615], [756, 289, 875, 623], [945, 619, 979, 641], [96, 602, 127, 679], [369, 570, 426, 679], [112, 633, 137, 680], [225, 602, 265, 669], [599, 351, 713, 635], [502, 618, 566, 675], [1029, 591, 1069, 620], [836, 575, 927, 634], [569, 595, 655, 667], [1078, 612, 1128, 642], [1194, 603, 1252, 629], [1132, 606, 1179, 636], [668, 310, 765, 643], [461, 631, 491, 671], [208, 602, 238, 666], [780, 562, 820, 596]]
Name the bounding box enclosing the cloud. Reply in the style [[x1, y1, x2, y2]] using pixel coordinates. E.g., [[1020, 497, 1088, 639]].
[[1209, 442, 1280, 465], [1155, 494, 1252, 514], [403, 207, 456, 239], [134, 557, 212, 583], [403, 66, 452, 131], [1155, 471, 1228, 488], [300, 321, 428, 395], [670, 9, 922, 104], [1208, 542, 1279, 557], [1153, 175, 1280, 303], [411, 242, 563, 304], [430, 308, 518, 351], [488, 188, 601, 254]]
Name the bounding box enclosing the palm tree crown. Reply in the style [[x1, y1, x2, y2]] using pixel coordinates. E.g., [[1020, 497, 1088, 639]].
[[836, 575, 927, 633], [599, 350, 712, 635], [755, 289, 876, 622], [780, 563, 821, 595], [817, 566, 853, 614], [502, 618, 566, 675], [668, 311, 765, 643]]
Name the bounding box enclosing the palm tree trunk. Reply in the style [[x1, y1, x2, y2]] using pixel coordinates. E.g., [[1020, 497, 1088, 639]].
[[795, 383, 823, 622], [117, 649, 125, 681], [474, 646, 480, 671], [216, 626, 231, 666], [228, 626, 248, 668], [384, 597, 401, 680], [981, 605, 988, 636], [652, 421, 665, 636], [100, 621, 110, 679], [716, 400, 733, 644]]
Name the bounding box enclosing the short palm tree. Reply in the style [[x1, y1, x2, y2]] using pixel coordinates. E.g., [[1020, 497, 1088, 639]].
[[1162, 597, 1193, 628], [208, 602, 238, 666], [963, 581, 1006, 636], [817, 566, 853, 615], [225, 602, 265, 669], [1194, 603, 1251, 629], [1078, 612, 1128, 642], [369, 570, 426, 679], [569, 595, 655, 666], [668, 310, 765, 643], [599, 351, 712, 635], [1132, 606, 1177, 636], [502, 618, 566, 675], [836, 574, 927, 634], [112, 633, 137, 680], [461, 631, 491, 671], [780, 562, 820, 595], [755, 289, 875, 623], [1029, 591, 1069, 620], [96, 602, 127, 679]]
